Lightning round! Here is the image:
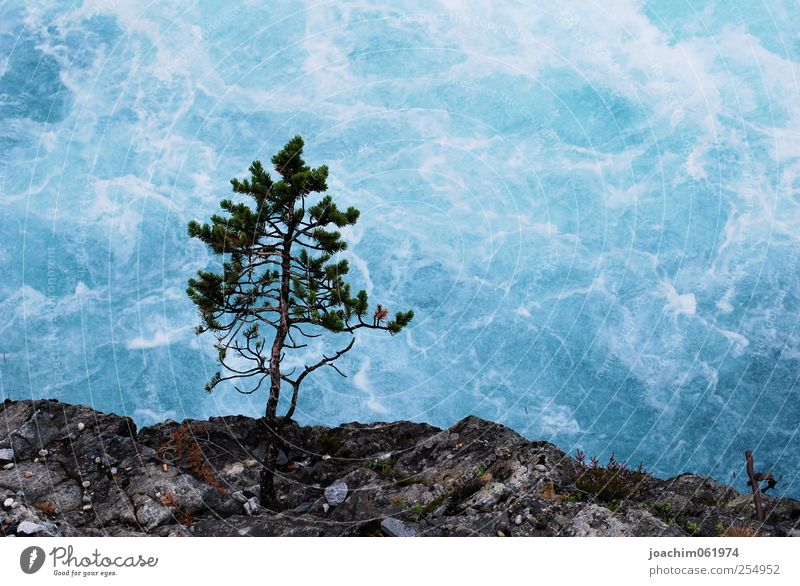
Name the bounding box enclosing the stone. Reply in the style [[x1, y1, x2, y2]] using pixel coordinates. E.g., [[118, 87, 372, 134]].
[[322, 503, 330, 514], [232, 491, 248, 504], [514, 514, 523, 525], [77, 422, 85, 431], [324, 481, 348, 506], [16, 521, 40, 534], [534, 464, 547, 472], [292, 501, 315, 514], [17, 521, 47, 535], [82, 504, 93, 511], [3, 498, 14, 508], [0, 448, 14, 462], [223, 462, 245, 477], [38, 449, 48, 457], [3, 463, 14, 470], [23, 471, 32, 478], [243, 497, 260, 516], [82, 481, 91, 488], [135, 497, 171, 531], [82, 495, 92, 503], [110, 467, 118, 475], [381, 517, 416, 537], [275, 450, 288, 466]]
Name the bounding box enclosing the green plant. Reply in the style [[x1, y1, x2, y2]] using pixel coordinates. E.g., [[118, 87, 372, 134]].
[[686, 521, 699, 535], [715, 522, 725, 537], [365, 458, 393, 477], [574, 451, 648, 504], [319, 434, 341, 456], [187, 136, 414, 506], [651, 502, 676, 524]]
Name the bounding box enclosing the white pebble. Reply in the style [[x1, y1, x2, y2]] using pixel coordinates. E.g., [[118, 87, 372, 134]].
[[110, 467, 118, 475], [38, 449, 48, 458], [82, 504, 93, 511], [77, 422, 85, 431], [94, 457, 101, 464], [322, 503, 330, 514], [2, 463, 14, 470], [81, 481, 91, 488], [3, 498, 13, 508]]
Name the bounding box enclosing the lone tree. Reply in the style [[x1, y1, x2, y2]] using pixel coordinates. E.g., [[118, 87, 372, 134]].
[[187, 136, 414, 507]]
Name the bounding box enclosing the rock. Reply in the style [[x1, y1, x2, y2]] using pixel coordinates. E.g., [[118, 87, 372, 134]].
[[324, 481, 348, 506], [38, 449, 48, 458], [77, 422, 85, 431], [243, 497, 260, 516], [275, 450, 288, 466], [0, 448, 14, 462], [16, 521, 52, 536], [135, 496, 171, 531], [0, 398, 797, 537], [3, 462, 14, 470], [223, 462, 245, 477], [292, 501, 315, 514], [381, 517, 416, 537], [23, 471, 32, 478]]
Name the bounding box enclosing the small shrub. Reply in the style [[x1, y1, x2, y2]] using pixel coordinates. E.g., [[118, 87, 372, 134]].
[[686, 521, 699, 535], [651, 502, 676, 524], [574, 451, 648, 504], [365, 458, 393, 477], [158, 422, 223, 493], [319, 435, 342, 456]]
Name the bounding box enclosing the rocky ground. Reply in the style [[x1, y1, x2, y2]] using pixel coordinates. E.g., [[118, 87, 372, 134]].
[[1, 399, 798, 537]]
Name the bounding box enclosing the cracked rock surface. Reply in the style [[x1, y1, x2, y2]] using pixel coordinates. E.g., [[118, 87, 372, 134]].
[[1, 399, 798, 537]]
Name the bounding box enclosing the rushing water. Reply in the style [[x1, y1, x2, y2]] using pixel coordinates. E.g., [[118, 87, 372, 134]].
[[2, 1, 800, 497]]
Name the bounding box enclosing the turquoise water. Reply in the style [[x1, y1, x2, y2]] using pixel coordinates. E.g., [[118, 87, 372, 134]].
[[1, 1, 799, 497]]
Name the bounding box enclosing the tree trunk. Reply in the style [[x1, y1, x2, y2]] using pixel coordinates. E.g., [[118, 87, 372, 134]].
[[259, 415, 280, 508]]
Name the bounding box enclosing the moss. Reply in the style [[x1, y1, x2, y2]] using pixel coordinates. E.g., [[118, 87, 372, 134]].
[[318, 434, 342, 456], [364, 458, 393, 477]]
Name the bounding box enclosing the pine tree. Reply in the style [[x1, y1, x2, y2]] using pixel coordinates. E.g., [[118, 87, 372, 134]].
[[187, 136, 414, 506]]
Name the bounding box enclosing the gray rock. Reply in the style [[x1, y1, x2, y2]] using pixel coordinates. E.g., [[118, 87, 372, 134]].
[[0, 448, 14, 462], [276, 450, 288, 466], [232, 491, 248, 504], [381, 517, 416, 537], [324, 481, 348, 506], [135, 496, 172, 531], [292, 501, 315, 514], [2, 462, 14, 470], [38, 449, 48, 458], [16, 521, 48, 535], [243, 497, 260, 516]]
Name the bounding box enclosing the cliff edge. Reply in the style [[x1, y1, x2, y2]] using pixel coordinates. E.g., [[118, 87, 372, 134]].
[[1, 399, 797, 537]]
